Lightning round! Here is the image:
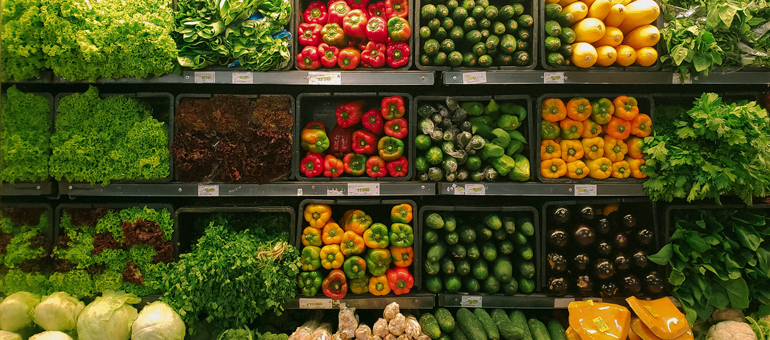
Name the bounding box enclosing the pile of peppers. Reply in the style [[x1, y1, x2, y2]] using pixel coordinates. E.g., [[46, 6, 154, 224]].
[[298, 203, 416, 299], [300, 96, 409, 179], [540, 96, 650, 180], [296, 0, 412, 70]]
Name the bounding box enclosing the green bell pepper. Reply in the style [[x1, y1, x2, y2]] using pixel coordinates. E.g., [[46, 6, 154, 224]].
[[343, 256, 367, 279], [363, 223, 391, 249], [461, 102, 484, 116], [508, 154, 530, 181], [300, 246, 322, 271], [366, 248, 393, 276], [490, 154, 516, 176], [378, 136, 405, 161], [390, 223, 414, 247], [541, 121, 560, 140], [491, 128, 510, 148], [501, 103, 526, 121], [297, 271, 323, 296], [485, 99, 500, 115], [497, 114, 522, 131], [481, 143, 505, 160], [349, 276, 370, 294]]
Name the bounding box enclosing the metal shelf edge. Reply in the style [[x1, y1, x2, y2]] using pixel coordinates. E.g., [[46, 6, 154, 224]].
[[0, 182, 54, 196], [442, 71, 770, 85], [437, 182, 646, 196], [284, 293, 435, 310]]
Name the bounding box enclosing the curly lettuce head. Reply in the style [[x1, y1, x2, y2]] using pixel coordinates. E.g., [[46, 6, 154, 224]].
[[29, 332, 73, 340], [32, 292, 85, 331], [0, 292, 41, 332], [76, 291, 140, 340], [131, 301, 185, 340]]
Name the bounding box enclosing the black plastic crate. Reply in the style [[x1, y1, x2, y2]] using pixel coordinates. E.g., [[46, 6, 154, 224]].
[[415, 0, 539, 70], [413, 95, 535, 182], [539, 0, 663, 71], [294, 92, 415, 181], [1, 92, 54, 186], [0, 203, 54, 256], [296, 198, 421, 290], [535, 93, 654, 183], [53, 92, 175, 184], [292, 0, 414, 71], [541, 198, 664, 299], [418, 205, 541, 294]]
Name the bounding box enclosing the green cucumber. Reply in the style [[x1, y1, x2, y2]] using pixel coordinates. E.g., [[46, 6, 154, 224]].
[[435, 308, 456, 333], [492, 309, 525, 340], [527, 319, 551, 340], [457, 308, 488, 340], [428, 242, 448, 262], [452, 328, 470, 340], [473, 309, 500, 340], [425, 260, 440, 275], [420, 313, 443, 339], [509, 311, 533, 340], [547, 320, 568, 340], [426, 275, 443, 293]]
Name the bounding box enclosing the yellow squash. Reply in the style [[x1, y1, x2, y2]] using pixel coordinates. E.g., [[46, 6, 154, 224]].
[[563, 1, 589, 23], [572, 42, 598, 68], [573, 18, 606, 43], [624, 25, 660, 49], [596, 46, 618, 66], [615, 45, 637, 66], [569, 300, 631, 340], [629, 327, 643, 340], [618, 0, 660, 33], [588, 0, 613, 20], [634, 47, 658, 66], [626, 297, 691, 340], [558, 0, 580, 7], [604, 4, 627, 27], [594, 26, 624, 46]]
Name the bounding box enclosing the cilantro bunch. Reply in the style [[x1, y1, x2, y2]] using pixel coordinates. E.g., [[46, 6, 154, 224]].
[[1, 86, 51, 183], [643, 93, 770, 204]]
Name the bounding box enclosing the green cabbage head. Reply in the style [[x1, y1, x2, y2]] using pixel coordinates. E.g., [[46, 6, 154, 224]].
[[0, 292, 41, 331], [32, 292, 85, 331], [131, 301, 186, 340], [29, 331, 74, 340], [76, 291, 140, 340]]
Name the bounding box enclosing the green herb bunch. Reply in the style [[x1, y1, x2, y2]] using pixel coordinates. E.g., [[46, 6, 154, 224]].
[[643, 93, 770, 204], [0, 209, 50, 295], [1, 86, 51, 183]]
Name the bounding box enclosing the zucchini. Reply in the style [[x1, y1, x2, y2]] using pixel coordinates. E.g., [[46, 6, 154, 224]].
[[509, 311, 533, 340], [491, 309, 525, 340], [452, 327, 470, 340], [435, 308, 456, 333], [547, 320, 568, 340], [517, 217, 534, 236], [527, 319, 551, 340], [420, 313, 443, 339], [473, 308, 500, 340], [457, 308, 488, 340]]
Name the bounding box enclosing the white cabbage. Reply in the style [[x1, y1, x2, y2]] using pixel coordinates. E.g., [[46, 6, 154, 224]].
[[32, 292, 85, 331], [29, 331, 74, 340], [0, 292, 41, 331], [76, 291, 140, 340], [131, 301, 186, 340], [0, 331, 22, 340]]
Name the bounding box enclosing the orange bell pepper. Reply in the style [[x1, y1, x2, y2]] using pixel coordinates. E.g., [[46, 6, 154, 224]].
[[612, 160, 631, 179], [627, 137, 644, 159], [567, 160, 589, 179], [340, 230, 366, 255], [560, 118, 584, 140], [582, 119, 603, 138], [604, 135, 628, 162], [305, 204, 332, 228], [566, 97, 592, 121], [541, 140, 562, 161], [369, 274, 391, 295], [613, 96, 639, 121], [342, 209, 373, 235], [322, 221, 344, 245], [560, 140, 585, 163], [390, 246, 414, 267], [541, 159, 567, 179], [302, 226, 323, 247], [320, 244, 345, 269], [631, 114, 652, 137], [542, 98, 567, 122], [626, 156, 647, 179], [605, 116, 631, 140], [390, 204, 412, 223], [586, 157, 612, 179], [582, 137, 604, 160]]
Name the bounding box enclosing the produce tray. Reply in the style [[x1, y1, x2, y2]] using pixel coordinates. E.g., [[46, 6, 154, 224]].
[[539, 0, 663, 71], [296, 198, 421, 290], [174, 93, 297, 181], [541, 198, 664, 299], [418, 205, 542, 294], [54, 204, 178, 258], [415, 0, 539, 70], [535, 93, 654, 184], [1, 92, 54, 188], [292, 0, 414, 71], [413, 95, 536, 182], [294, 92, 415, 181], [0, 203, 55, 256], [173, 205, 296, 254], [54, 92, 175, 184]]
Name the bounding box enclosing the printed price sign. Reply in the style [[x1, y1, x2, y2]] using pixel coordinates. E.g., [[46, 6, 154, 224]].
[[347, 183, 380, 196], [197, 185, 219, 197], [463, 72, 487, 84], [544, 72, 565, 83], [453, 185, 466, 195], [574, 184, 597, 196], [554, 298, 576, 308], [232, 72, 253, 84], [194, 72, 216, 83], [461, 295, 483, 307], [327, 187, 345, 196], [299, 298, 333, 309], [465, 184, 486, 195], [308, 72, 342, 84]]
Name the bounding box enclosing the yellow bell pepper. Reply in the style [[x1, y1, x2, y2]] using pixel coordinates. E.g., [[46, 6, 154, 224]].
[[369, 275, 391, 296], [343, 209, 373, 235], [626, 156, 647, 179], [582, 119, 603, 138], [603, 136, 628, 162], [586, 157, 612, 179], [302, 226, 323, 247], [541, 140, 561, 161], [612, 160, 631, 179], [567, 160, 589, 179], [582, 137, 604, 160], [541, 159, 567, 179], [305, 204, 332, 228], [322, 221, 344, 245], [627, 137, 644, 159], [560, 140, 585, 163], [320, 244, 345, 269]]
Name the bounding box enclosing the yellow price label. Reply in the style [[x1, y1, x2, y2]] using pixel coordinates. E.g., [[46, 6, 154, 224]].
[[645, 305, 660, 317], [593, 317, 610, 332]]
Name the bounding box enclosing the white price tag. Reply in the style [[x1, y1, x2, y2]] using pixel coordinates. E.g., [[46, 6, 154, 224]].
[[197, 185, 219, 196], [461, 295, 483, 308], [297, 188, 303, 196], [308, 72, 342, 85], [672, 73, 692, 84], [462, 72, 487, 84], [554, 298, 576, 308], [194, 72, 216, 83], [544, 72, 565, 83], [465, 183, 486, 195], [453, 185, 466, 195], [232, 72, 253, 84], [327, 187, 345, 196], [347, 183, 380, 196], [299, 298, 333, 309], [574, 184, 597, 196]]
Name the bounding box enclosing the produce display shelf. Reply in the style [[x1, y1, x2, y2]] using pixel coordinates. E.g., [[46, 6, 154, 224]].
[[437, 182, 646, 196], [59, 181, 436, 197], [283, 292, 436, 310], [442, 71, 770, 85], [438, 293, 572, 309], [0, 182, 54, 196]]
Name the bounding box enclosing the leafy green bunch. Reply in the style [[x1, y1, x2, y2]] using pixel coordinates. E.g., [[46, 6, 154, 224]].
[[650, 209, 770, 324], [642, 93, 770, 204], [0, 209, 50, 295], [1, 0, 47, 81], [1, 86, 51, 183], [49, 87, 170, 185]]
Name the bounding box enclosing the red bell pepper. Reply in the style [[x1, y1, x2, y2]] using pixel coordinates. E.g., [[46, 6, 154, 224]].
[[344, 153, 367, 176], [296, 46, 321, 70], [386, 157, 408, 177], [362, 41, 386, 68], [387, 17, 410, 42], [318, 43, 339, 68], [329, 125, 354, 158], [322, 23, 349, 48], [304, 1, 329, 25], [322, 269, 347, 299], [386, 42, 410, 68], [336, 100, 365, 127], [366, 156, 387, 177], [368, 1, 386, 18], [346, 0, 369, 10], [384, 117, 407, 138], [386, 267, 413, 295], [305, 121, 326, 130], [362, 109, 384, 134], [298, 23, 323, 46], [301, 152, 324, 177], [343, 9, 368, 39], [324, 155, 344, 177], [381, 96, 406, 120], [366, 16, 388, 43], [328, 1, 351, 26], [352, 130, 376, 154], [385, 0, 408, 18], [338, 48, 361, 70]]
